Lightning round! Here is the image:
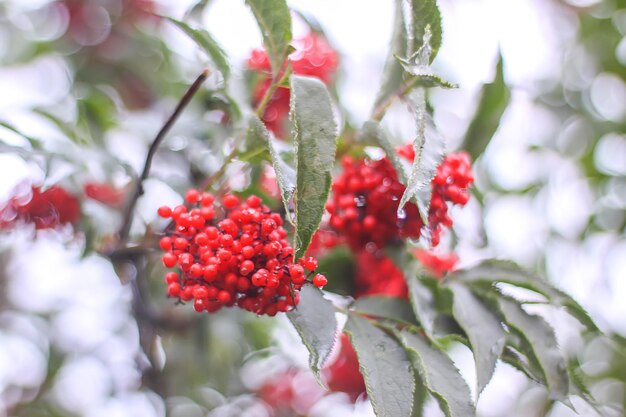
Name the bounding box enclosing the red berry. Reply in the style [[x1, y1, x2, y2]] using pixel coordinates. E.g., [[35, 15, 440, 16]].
[[165, 272, 179, 284], [167, 283, 181, 297], [217, 290, 231, 304], [289, 264, 305, 279], [312, 273, 328, 287], [200, 192, 214, 206], [240, 260, 255, 276], [300, 257, 318, 271], [157, 206, 172, 218], [159, 237, 172, 251], [162, 253, 177, 268], [222, 194, 239, 209], [185, 189, 200, 204]]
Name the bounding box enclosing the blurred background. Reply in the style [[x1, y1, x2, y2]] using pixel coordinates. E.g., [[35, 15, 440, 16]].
[[0, 0, 625, 416]]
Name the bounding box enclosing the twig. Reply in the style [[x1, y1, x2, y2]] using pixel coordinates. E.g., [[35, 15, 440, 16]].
[[118, 69, 210, 243]]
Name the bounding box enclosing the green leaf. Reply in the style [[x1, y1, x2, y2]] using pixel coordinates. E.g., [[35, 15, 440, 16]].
[[398, 330, 475, 417], [500, 346, 544, 384], [345, 314, 415, 417], [460, 53, 510, 160], [290, 76, 338, 259], [287, 285, 337, 381], [248, 116, 296, 221], [497, 297, 569, 401], [452, 260, 598, 332], [373, 0, 408, 111], [352, 296, 418, 326], [448, 282, 505, 395], [407, 273, 440, 340], [168, 18, 231, 80], [407, 1, 442, 62], [398, 97, 446, 224], [245, 0, 292, 77]]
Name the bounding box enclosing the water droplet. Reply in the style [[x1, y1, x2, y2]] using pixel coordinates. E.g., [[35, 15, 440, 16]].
[[397, 208, 406, 219]]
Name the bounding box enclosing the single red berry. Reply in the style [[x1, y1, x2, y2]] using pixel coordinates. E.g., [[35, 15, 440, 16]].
[[200, 192, 214, 206], [289, 264, 305, 279], [185, 189, 200, 204], [312, 273, 328, 287], [181, 286, 194, 301], [193, 298, 205, 312], [222, 194, 239, 209], [174, 237, 188, 251], [240, 260, 255, 276], [167, 282, 181, 297], [300, 257, 318, 271], [157, 205, 172, 218], [189, 263, 204, 278], [159, 236, 172, 251], [203, 265, 218, 282], [217, 290, 231, 304], [162, 252, 177, 268], [165, 272, 179, 284]]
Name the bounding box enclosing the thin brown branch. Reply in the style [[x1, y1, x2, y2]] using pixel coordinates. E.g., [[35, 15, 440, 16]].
[[118, 69, 210, 243]]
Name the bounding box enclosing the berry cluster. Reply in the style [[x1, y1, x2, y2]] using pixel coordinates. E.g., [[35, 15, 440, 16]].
[[0, 185, 80, 230], [354, 250, 407, 298], [323, 333, 366, 401], [248, 33, 338, 138], [157, 190, 327, 316], [326, 151, 474, 250]]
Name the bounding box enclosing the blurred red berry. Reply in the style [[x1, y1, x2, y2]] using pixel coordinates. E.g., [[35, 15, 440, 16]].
[[248, 33, 339, 139], [324, 333, 366, 401], [413, 249, 458, 279], [1, 185, 80, 230], [84, 182, 126, 207], [354, 250, 408, 298]]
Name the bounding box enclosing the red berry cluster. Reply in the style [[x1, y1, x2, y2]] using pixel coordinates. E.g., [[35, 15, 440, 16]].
[[323, 333, 366, 401], [354, 250, 407, 298], [326, 151, 474, 250], [0, 185, 80, 230], [157, 190, 327, 316], [248, 33, 338, 138]]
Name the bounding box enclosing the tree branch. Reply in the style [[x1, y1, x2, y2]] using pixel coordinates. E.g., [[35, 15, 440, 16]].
[[118, 69, 210, 243]]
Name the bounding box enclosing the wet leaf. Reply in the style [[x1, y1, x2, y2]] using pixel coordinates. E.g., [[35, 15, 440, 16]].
[[399, 330, 475, 417], [290, 76, 338, 259], [460, 53, 510, 160], [245, 0, 292, 77], [346, 314, 415, 417], [497, 297, 570, 401], [448, 282, 505, 395], [288, 286, 337, 382], [168, 18, 230, 80]]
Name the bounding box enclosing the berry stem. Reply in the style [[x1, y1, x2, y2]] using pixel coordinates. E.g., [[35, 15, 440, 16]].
[[118, 69, 210, 243]]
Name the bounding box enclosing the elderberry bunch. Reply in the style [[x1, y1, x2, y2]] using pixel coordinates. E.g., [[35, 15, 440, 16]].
[[157, 190, 327, 316], [326, 151, 474, 250]]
